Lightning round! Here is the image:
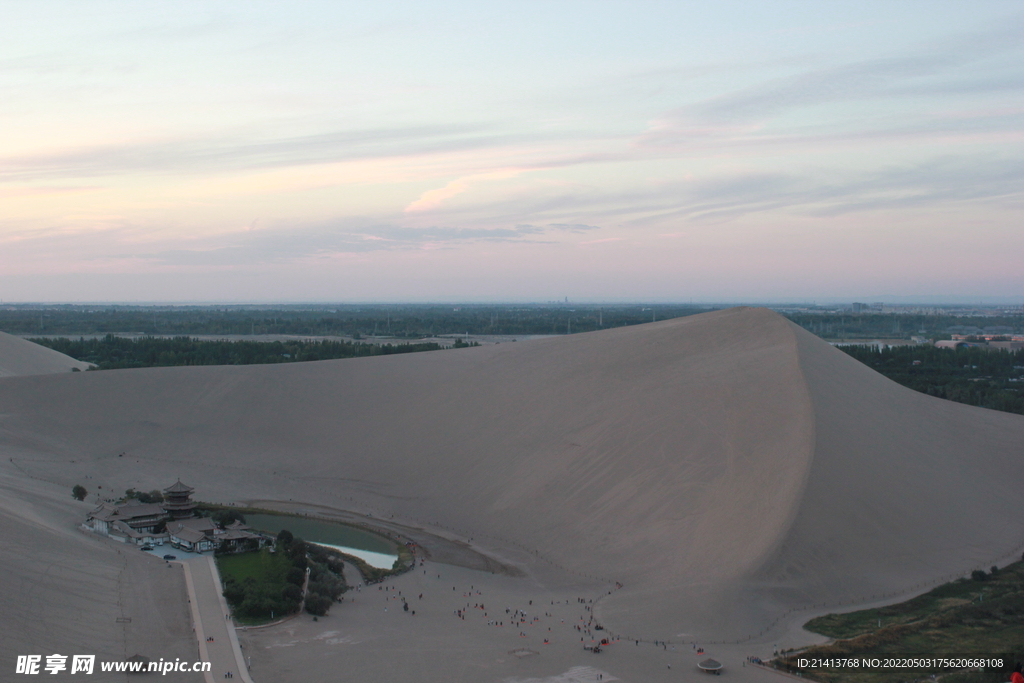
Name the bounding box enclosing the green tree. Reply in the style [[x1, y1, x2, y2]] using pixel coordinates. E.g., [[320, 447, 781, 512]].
[[305, 594, 331, 617], [212, 509, 247, 528], [72, 484, 87, 501]]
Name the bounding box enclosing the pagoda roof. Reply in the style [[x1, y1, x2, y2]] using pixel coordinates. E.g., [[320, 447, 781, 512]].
[[163, 480, 194, 494]]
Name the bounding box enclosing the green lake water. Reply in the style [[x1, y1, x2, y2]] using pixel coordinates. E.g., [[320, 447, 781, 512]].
[[244, 513, 398, 569]]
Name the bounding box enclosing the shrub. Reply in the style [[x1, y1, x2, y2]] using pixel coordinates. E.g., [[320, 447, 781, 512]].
[[305, 594, 331, 617], [222, 579, 246, 605], [281, 584, 302, 603], [213, 510, 247, 527], [139, 489, 164, 504], [286, 566, 306, 586], [285, 539, 308, 570]]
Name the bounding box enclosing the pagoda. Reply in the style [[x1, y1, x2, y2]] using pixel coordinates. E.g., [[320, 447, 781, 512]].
[[162, 480, 197, 519]]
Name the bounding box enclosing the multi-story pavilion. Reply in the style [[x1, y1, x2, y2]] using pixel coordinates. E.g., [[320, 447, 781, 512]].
[[161, 479, 197, 519]]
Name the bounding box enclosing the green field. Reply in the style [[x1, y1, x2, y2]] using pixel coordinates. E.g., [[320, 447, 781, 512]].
[[216, 548, 292, 585], [780, 562, 1024, 683], [216, 548, 301, 624]]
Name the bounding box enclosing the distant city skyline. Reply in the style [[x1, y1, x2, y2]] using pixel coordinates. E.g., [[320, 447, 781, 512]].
[[2, 1, 1022, 302]]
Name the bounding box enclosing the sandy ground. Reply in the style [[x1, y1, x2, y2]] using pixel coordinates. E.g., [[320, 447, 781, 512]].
[[2, 307, 1024, 681], [0, 331, 91, 376], [236, 559, 796, 683], [0, 472, 197, 682]]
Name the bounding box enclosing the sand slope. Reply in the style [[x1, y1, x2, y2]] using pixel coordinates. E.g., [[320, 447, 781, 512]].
[[1, 307, 1023, 669], [0, 331, 91, 377]]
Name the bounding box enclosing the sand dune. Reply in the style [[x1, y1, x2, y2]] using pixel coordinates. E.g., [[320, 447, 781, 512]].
[[2, 307, 1023, 680], [0, 331, 91, 377]]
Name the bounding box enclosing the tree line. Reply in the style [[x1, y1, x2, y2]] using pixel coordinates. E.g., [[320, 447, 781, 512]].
[[1, 303, 709, 337], [31, 335, 446, 370], [838, 344, 1024, 416]]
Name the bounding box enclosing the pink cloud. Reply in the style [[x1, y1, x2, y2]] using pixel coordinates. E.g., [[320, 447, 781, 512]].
[[403, 168, 524, 213], [404, 178, 470, 212]]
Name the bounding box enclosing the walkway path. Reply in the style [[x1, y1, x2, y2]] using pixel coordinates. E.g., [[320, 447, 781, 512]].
[[180, 556, 256, 683]]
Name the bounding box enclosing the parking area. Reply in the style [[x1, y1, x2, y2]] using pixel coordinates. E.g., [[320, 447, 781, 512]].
[[140, 545, 207, 561]]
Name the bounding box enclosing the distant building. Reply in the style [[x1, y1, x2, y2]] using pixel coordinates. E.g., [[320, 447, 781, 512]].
[[166, 517, 218, 552], [162, 480, 198, 519], [84, 480, 266, 553], [936, 339, 1024, 351], [86, 501, 168, 539]]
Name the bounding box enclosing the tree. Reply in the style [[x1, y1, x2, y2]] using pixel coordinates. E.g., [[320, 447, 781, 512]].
[[285, 539, 308, 569], [281, 584, 302, 603], [971, 570, 987, 582], [213, 509, 247, 528], [72, 485, 87, 501], [277, 529, 294, 546], [305, 594, 331, 617], [286, 566, 306, 586], [124, 488, 164, 504], [136, 489, 164, 504]]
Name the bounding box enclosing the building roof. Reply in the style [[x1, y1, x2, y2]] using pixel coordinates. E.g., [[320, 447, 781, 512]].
[[88, 501, 166, 523], [167, 517, 216, 533], [111, 521, 169, 540], [169, 526, 207, 544], [163, 479, 194, 494]]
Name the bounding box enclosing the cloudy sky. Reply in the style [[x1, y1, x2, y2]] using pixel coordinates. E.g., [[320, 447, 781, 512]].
[[2, 1, 1022, 302]]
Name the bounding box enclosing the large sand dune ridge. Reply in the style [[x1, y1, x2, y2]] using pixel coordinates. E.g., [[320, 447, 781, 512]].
[[1, 306, 1022, 671], [0, 331, 91, 377]]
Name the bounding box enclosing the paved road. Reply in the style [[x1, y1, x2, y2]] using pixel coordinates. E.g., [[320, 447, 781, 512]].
[[181, 557, 255, 683]]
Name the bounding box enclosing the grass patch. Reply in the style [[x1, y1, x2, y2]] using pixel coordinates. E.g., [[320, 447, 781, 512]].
[[216, 547, 303, 625], [217, 548, 291, 585], [806, 564, 1024, 639], [779, 562, 1024, 683]]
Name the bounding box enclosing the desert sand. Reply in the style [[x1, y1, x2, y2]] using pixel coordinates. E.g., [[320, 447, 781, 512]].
[[1, 307, 1023, 682], [0, 331, 91, 377]]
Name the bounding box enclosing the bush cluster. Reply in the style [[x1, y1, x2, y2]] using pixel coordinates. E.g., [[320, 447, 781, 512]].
[[33, 335, 444, 370], [839, 344, 1024, 416], [211, 509, 246, 527], [124, 488, 164, 504], [304, 561, 346, 617], [220, 532, 308, 621]]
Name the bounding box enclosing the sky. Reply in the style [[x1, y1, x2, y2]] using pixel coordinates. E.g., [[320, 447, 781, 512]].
[[2, 1, 1022, 303]]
